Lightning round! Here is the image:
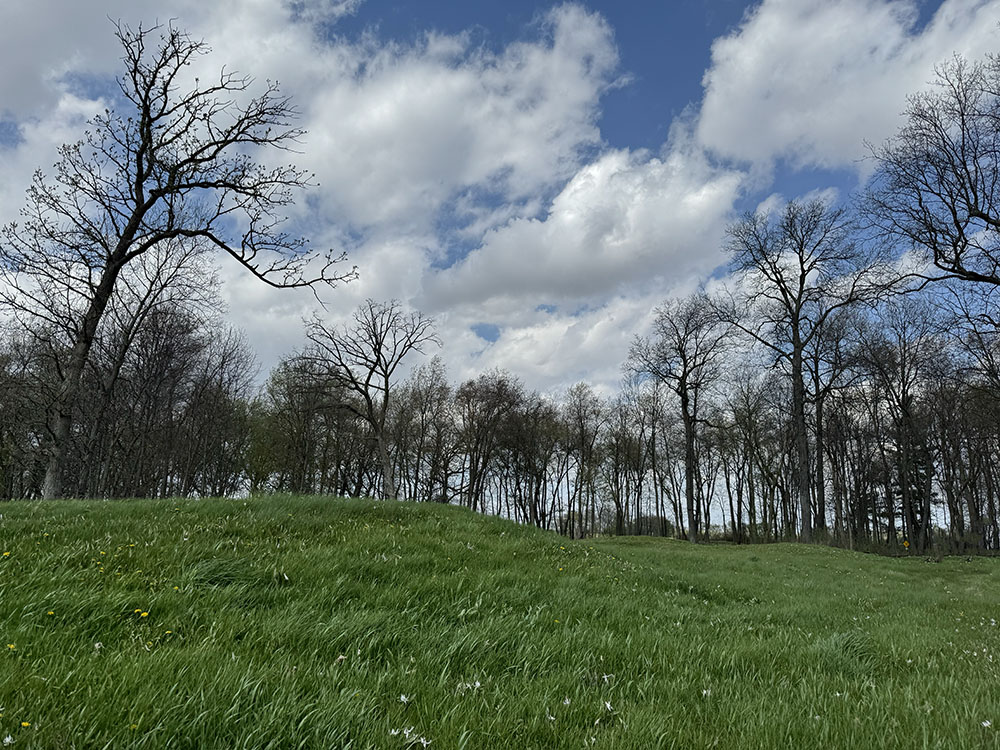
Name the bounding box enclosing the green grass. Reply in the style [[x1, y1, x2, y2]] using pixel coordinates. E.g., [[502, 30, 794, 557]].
[[0, 495, 998, 749]]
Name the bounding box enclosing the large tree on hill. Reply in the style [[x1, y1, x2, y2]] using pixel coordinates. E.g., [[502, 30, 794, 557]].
[[0, 23, 354, 499]]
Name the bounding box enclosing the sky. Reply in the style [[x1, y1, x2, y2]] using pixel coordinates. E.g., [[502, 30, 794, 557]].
[[1, 0, 999, 395]]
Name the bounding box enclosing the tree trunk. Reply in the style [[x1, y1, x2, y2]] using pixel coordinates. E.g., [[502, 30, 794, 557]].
[[376, 431, 396, 500], [681, 389, 697, 543], [42, 267, 122, 499], [791, 337, 811, 542], [814, 390, 827, 532]]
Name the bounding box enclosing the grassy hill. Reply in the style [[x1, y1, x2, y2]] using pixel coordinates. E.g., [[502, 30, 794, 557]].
[[0, 495, 997, 749]]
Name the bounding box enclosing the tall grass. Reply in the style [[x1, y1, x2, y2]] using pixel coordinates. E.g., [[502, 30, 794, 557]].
[[0, 495, 997, 748]]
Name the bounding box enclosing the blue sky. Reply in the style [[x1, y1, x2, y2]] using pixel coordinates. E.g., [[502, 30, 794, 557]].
[[333, 0, 748, 149], [1, 0, 998, 392]]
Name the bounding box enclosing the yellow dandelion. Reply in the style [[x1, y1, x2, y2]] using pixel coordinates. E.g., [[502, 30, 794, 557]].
[[140, 612, 149, 617], [20, 721, 29, 728], [134, 609, 142, 613], [47, 611, 54, 616], [2, 551, 9, 557]]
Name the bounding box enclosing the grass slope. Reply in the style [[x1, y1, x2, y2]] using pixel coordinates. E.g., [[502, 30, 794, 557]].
[[0, 495, 998, 749]]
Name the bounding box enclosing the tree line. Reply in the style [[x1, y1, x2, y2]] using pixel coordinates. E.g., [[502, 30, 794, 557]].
[[2, 25, 1000, 554]]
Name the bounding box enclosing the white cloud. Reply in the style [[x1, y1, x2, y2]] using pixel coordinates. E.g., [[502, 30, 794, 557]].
[[423, 132, 743, 311], [441, 295, 658, 394], [0, 1, 135, 118], [0, 93, 107, 224], [294, 4, 620, 234], [696, 0, 1000, 172]]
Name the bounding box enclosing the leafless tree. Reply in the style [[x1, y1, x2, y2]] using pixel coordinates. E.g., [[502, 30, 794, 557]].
[[562, 382, 605, 539], [855, 297, 944, 553], [720, 200, 887, 542], [454, 370, 523, 513], [630, 293, 729, 542], [0, 22, 355, 498], [303, 299, 438, 500], [866, 54, 1000, 286], [391, 357, 457, 504]]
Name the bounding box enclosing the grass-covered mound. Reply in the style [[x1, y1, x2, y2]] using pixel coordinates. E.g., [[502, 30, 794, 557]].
[[0, 495, 997, 748]]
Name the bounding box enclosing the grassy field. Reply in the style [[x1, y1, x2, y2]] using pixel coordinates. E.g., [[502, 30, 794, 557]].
[[0, 495, 997, 749]]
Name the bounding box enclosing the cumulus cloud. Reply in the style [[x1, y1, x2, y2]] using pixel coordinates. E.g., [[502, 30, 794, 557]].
[[0, 1, 134, 118], [295, 4, 621, 235], [434, 293, 669, 394], [696, 0, 1000, 172], [0, 93, 108, 227], [424, 130, 744, 312]]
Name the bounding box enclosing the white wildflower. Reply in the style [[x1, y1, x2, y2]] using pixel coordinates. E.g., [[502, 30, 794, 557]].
[[2, 735, 12, 747], [457, 679, 482, 693], [399, 694, 410, 704], [702, 689, 711, 698], [563, 697, 571, 706], [984, 720, 993, 728], [546, 712, 555, 722], [604, 701, 613, 712]]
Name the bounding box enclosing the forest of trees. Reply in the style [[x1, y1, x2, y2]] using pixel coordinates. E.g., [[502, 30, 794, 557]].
[[3, 25, 1000, 554]]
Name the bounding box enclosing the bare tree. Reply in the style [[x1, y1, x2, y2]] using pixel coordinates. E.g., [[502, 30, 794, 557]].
[[393, 356, 457, 504], [303, 299, 438, 500], [803, 307, 860, 538], [866, 54, 1000, 286], [630, 293, 728, 542], [0, 23, 355, 498], [855, 297, 944, 553], [454, 370, 523, 513], [720, 200, 886, 542], [562, 382, 605, 539]]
